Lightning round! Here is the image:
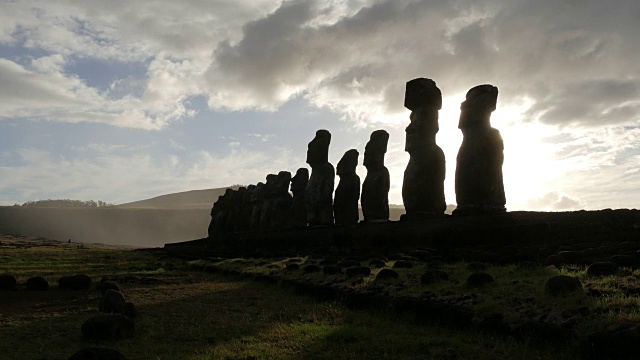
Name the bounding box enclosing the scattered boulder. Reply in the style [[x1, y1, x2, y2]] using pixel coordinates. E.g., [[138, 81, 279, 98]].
[[99, 280, 120, 295], [587, 262, 619, 277], [69, 347, 126, 360], [543, 255, 564, 267], [466, 262, 488, 272], [59, 274, 92, 290], [393, 260, 413, 269], [609, 255, 638, 268], [286, 263, 300, 271], [345, 266, 371, 278], [420, 271, 449, 285], [81, 314, 134, 340], [545, 275, 583, 296], [123, 302, 137, 319], [369, 259, 386, 268], [466, 273, 495, 287], [322, 265, 342, 275], [26, 276, 49, 291], [303, 264, 321, 274], [374, 269, 399, 281], [99, 289, 126, 314], [583, 325, 640, 360], [0, 274, 17, 290], [557, 251, 584, 264]]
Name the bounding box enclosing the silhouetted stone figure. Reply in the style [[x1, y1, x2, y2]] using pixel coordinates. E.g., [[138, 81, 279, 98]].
[[401, 78, 446, 220], [361, 130, 390, 222], [208, 188, 233, 237], [226, 187, 245, 232], [249, 182, 266, 230], [260, 174, 277, 230], [334, 149, 360, 225], [290, 168, 309, 227], [241, 185, 255, 231], [305, 130, 335, 226], [270, 171, 293, 230], [454, 84, 506, 215]]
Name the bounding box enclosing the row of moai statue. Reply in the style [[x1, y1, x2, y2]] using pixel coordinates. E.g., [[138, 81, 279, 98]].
[[208, 78, 506, 237]]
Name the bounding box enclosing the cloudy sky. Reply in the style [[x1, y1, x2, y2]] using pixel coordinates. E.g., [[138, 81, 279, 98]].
[[0, 0, 638, 211]]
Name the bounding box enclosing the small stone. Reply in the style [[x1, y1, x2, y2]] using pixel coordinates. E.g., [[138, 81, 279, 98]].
[[26, 276, 49, 291], [545, 275, 583, 296], [303, 264, 321, 274], [81, 314, 134, 340], [285, 263, 300, 271], [345, 266, 371, 278], [466, 262, 487, 272], [587, 262, 619, 277], [543, 255, 564, 266], [420, 271, 449, 284], [0, 274, 17, 290], [369, 259, 386, 268], [557, 251, 584, 264], [466, 273, 495, 287], [584, 325, 640, 360], [99, 280, 120, 295], [375, 269, 400, 281], [69, 347, 126, 360], [322, 265, 342, 275], [609, 255, 638, 268], [393, 260, 414, 269], [99, 289, 126, 314]]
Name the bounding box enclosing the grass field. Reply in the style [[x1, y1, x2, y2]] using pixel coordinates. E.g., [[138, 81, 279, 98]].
[[0, 234, 580, 359]]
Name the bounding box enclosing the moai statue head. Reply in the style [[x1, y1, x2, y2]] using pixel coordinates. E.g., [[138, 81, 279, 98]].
[[237, 186, 248, 201], [250, 182, 265, 203], [265, 174, 278, 195], [306, 130, 331, 167], [337, 149, 359, 177], [291, 168, 309, 193], [404, 78, 442, 152], [275, 171, 292, 194], [458, 84, 498, 130], [363, 130, 389, 171]]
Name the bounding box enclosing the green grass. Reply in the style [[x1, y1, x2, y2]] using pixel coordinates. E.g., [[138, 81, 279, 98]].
[[0, 235, 578, 359]]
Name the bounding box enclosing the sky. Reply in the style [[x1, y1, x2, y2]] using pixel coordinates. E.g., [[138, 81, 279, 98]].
[[0, 0, 638, 211]]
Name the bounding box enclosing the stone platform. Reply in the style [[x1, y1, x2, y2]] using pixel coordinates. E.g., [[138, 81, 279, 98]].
[[165, 209, 640, 262]]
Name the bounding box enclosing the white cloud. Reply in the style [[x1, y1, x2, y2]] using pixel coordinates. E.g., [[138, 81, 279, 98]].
[[0, 143, 303, 205]]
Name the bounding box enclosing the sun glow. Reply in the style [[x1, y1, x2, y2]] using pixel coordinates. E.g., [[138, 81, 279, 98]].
[[433, 94, 561, 211]]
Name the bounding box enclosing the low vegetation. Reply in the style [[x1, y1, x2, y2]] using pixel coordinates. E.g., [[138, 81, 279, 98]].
[[0, 234, 581, 359]]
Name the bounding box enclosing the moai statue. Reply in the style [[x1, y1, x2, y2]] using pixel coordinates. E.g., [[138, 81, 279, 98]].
[[240, 185, 255, 231], [290, 168, 309, 228], [211, 188, 233, 235], [334, 149, 360, 225], [226, 187, 246, 232], [361, 130, 390, 222], [305, 130, 335, 226], [260, 174, 278, 230], [454, 84, 506, 215], [401, 78, 446, 220], [270, 171, 293, 230], [249, 182, 266, 230]]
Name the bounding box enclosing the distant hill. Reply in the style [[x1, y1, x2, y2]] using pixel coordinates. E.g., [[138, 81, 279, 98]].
[[116, 186, 241, 209]]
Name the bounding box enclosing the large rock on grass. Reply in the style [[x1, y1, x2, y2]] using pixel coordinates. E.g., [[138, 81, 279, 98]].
[[0, 274, 17, 290], [375, 269, 399, 281], [466, 272, 495, 287], [81, 314, 134, 340], [545, 275, 583, 296], [99, 289, 125, 314], [587, 262, 619, 277]]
